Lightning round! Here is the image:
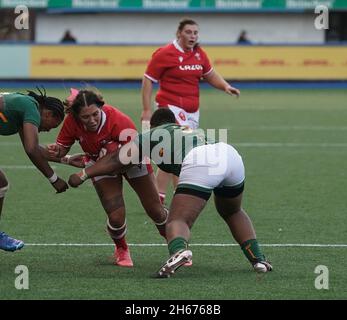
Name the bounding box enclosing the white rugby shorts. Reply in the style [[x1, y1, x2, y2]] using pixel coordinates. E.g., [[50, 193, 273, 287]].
[[158, 105, 200, 129], [177, 142, 245, 199]]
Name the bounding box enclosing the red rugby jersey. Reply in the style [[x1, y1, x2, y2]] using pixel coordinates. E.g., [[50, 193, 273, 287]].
[[145, 40, 213, 113], [56, 105, 137, 160]]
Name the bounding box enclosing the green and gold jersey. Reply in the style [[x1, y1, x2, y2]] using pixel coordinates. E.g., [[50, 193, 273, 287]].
[[136, 123, 213, 176], [0, 93, 40, 136]]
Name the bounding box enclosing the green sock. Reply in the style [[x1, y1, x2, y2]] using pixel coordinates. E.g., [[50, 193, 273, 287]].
[[241, 239, 266, 263], [168, 237, 188, 256]]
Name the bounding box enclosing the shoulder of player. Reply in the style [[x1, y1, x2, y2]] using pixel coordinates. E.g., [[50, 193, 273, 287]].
[[103, 104, 127, 119], [60, 112, 79, 133], [103, 105, 136, 129], [9, 93, 39, 110], [152, 43, 178, 58]]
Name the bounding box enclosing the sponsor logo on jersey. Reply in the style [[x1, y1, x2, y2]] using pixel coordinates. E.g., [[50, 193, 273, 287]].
[[179, 65, 203, 71]]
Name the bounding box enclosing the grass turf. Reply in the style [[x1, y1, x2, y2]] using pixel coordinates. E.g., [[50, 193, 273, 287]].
[[0, 88, 346, 299]]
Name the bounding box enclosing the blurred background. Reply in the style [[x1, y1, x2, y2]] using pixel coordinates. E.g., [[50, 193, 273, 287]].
[[0, 0, 346, 85]]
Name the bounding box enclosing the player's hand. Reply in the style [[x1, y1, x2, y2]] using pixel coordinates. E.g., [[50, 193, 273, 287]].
[[68, 154, 86, 168], [68, 173, 85, 188], [141, 110, 152, 122], [61, 153, 86, 168], [225, 86, 240, 98], [52, 177, 69, 193], [46, 143, 60, 157]]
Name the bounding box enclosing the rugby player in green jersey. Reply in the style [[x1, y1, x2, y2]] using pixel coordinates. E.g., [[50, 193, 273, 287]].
[[68, 108, 272, 278], [0, 89, 68, 252]]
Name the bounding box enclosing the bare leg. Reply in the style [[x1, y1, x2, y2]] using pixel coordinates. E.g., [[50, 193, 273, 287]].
[[214, 193, 256, 244], [127, 173, 168, 238], [127, 173, 167, 224], [156, 193, 207, 277], [171, 175, 178, 190], [0, 198, 3, 219], [94, 176, 126, 229], [0, 170, 8, 219], [166, 194, 207, 244], [156, 168, 172, 204], [0, 170, 24, 252], [94, 176, 133, 267], [214, 193, 272, 272]]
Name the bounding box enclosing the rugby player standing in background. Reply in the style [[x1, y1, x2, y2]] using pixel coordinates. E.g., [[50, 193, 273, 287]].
[[141, 18, 240, 206]]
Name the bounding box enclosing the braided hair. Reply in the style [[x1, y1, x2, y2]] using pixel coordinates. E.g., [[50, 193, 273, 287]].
[[27, 87, 65, 121], [70, 90, 105, 119]]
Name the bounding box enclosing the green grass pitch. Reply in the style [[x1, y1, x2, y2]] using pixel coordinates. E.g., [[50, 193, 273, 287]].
[[0, 88, 346, 299]]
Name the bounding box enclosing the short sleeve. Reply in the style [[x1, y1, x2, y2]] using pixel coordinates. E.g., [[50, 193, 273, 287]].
[[56, 115, 77, 148], [144, 48, 168, 82], [21, 97, 40, 128], [110, 108, 137, 145]]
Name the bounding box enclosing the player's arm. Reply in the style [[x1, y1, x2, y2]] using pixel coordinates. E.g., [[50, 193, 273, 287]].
[[68, 141, 141, 188], [40, 144, 85, 168], [141, 76, 153, 122], [19, 123, 68, 193], [40, 143, 68, 161], [204, 69, 240, 97]]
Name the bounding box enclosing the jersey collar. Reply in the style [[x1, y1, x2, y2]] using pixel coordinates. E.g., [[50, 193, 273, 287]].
[[97, 109, 106, 134], [173, 39, 192, 54]]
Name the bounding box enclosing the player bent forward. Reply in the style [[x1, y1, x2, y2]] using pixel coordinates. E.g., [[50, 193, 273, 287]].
[[68, 108, 272, 278]]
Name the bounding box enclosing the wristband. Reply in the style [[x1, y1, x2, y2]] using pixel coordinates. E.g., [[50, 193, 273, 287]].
[[78, 169, 89, 182], [61, 155, 71, 164], [48, 172, 58, 184]]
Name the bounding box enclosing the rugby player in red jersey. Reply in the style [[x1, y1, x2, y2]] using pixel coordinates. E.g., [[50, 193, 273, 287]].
[[47, 89, 168, 267], [141, 18, 240, 206]]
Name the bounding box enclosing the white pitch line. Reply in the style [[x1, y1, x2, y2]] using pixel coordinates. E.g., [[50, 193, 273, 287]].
[[24, 243, 347, 248], [0, 142, 53, 146], [236, 126, 347, 131], [1, 165, 57, 169], [234, 142, 347, 148]]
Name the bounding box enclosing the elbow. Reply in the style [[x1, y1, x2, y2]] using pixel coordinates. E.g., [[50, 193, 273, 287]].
[[24, 145, 39, 159]]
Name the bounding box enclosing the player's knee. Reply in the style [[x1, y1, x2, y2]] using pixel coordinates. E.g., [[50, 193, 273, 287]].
[[144, 202, 164, 221], [153, 207, 169, 225], [0, 183, 9, 198], [102, 194, 125, 214], [107, 214, 126, 229]]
